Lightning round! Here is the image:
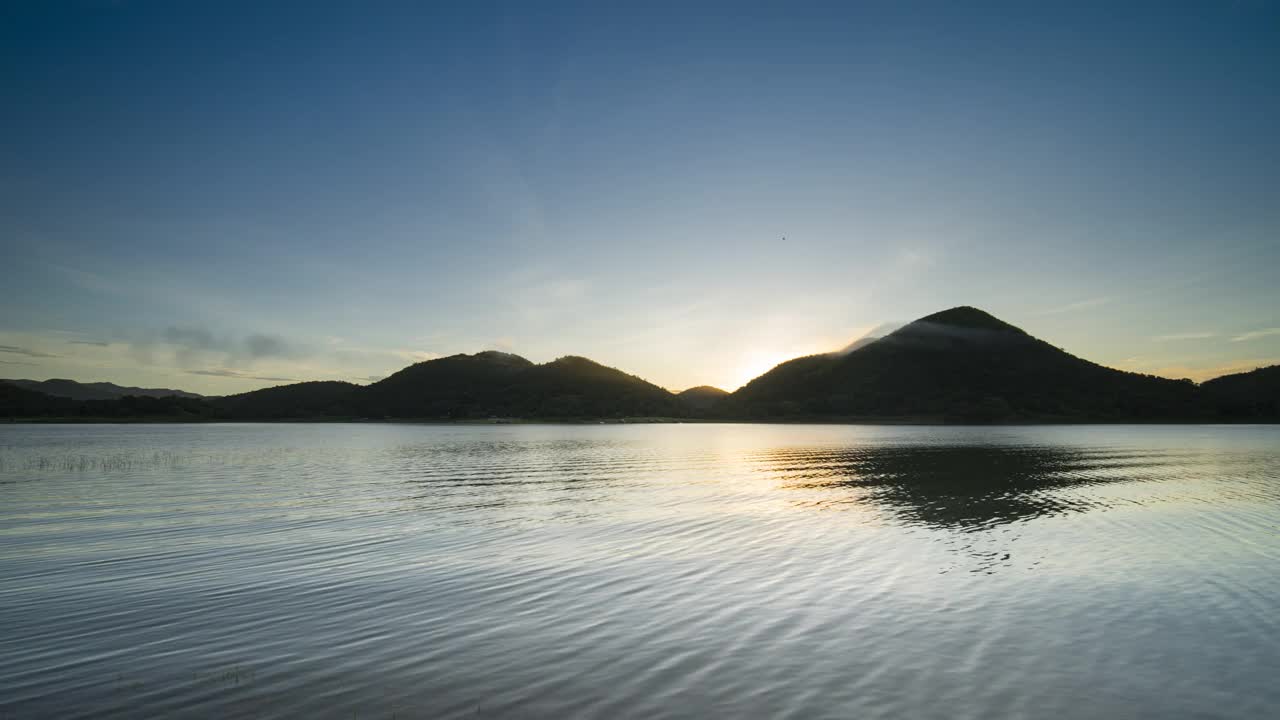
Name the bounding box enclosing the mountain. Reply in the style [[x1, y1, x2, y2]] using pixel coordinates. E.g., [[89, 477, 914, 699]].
[[354, 351, 681, 418], [0, 352, 686, 420], [353, 351, 535, 417], [2, 307, 1274, 422], [0, 383, 77, 416], [1200, 365, 1280, 419], [677, 385, 730, 412], [213, 381, 358, 419], [1, 378, 203, 401], [730, 306, 1201, 421], [0, 382, 212, 419], [836, 323, 901, 355]]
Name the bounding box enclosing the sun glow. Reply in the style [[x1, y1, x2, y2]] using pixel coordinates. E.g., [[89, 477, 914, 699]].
[[725, 328, 878, 391], [729, 350, 802, 391]]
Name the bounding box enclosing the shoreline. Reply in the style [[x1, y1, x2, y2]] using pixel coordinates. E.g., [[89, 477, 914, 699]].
[[6, 416, 1276, 426]]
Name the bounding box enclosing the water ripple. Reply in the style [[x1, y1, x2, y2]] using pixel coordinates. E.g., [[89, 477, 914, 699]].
[[1, 423, 1278, 719]]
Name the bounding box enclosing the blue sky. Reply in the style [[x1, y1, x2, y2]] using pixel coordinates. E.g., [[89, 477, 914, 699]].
[[2, 1, 1278, 393]]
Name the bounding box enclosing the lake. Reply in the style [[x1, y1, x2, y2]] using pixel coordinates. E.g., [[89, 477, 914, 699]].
[[1, 423, 1278, 719]]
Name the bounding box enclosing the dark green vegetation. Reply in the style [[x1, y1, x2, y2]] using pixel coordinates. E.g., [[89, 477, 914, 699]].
[[0, 382, 212, 420], [677, 386, 732, 412], [728, 307, 1204, 421], [1200, 365, 1280, 419], [3, 308, 1277, 422], [352, 352, 680, 419], [0, 378, 203, 401], [212, 381, 358, 419]]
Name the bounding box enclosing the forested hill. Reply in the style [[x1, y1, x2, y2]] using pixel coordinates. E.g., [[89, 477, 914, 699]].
[[3, 308, 1277, 422], [728, 307, 1204, 421], [0, 378, 203, 401], [1199, 365, 1280, 419], [351, 352, 680, 418]]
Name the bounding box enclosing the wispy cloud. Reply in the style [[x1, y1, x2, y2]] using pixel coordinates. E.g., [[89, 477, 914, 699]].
[[1151, 332, 1216, 342], [5, 325, 406, 391], [1230, 328, 1280, 343], [185, 369, 296, 382], [157, 326, 301, 359], [0, 345, 59, 358], [117, 325, 311, 370], [95, 326, 420, 388], [396, 350, 443, 363], [1034, 297, 1110, 316]]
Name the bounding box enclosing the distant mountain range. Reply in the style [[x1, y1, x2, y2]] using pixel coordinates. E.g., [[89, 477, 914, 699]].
[[2, 307, 1277, 422], [0, 378, 204, 401]]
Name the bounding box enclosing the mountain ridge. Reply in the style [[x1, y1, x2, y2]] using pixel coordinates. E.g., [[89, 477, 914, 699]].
[[4, 307, 1277, 422], [0, 378, 204, 401], [731, 306, 1200, 421]]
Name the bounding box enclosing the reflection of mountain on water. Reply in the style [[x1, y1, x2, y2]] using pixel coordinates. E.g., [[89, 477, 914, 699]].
[[758, 445, 1161, 531]]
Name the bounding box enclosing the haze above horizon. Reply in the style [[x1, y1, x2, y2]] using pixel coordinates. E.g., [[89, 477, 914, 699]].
[[3, 2, 1278, 393]]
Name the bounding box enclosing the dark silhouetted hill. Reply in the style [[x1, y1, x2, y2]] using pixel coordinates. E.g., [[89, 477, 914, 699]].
[[1201, 365, 1280, 419], [1, 378, 203, 401], [3, 309, 1275, 423], [354, 352, 680, 418], [353, 351, 534, 417], [836, 323, 900, 355], [1, 382, 212, 419], [212, 381, 358, 419], [0, 383, 76, 416], [677, 386, 730, 412], [730, 306, 1201, 421]]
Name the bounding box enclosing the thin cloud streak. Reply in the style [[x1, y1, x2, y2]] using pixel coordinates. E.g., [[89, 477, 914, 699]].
[[1231, 328, 1280, 343], [1152, 332, 1216, 342], [0, 345, 60, 358], [186, 369, 297, 382]]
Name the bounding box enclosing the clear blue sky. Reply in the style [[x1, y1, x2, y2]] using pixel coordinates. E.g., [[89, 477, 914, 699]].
[[3, 1, 1278, 393]]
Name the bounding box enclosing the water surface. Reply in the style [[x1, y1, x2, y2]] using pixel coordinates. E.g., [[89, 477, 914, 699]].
[[2, 423, 1278, 718]]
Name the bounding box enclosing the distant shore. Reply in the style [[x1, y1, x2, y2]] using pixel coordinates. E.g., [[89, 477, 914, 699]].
[[8, 416, 1275, 426]]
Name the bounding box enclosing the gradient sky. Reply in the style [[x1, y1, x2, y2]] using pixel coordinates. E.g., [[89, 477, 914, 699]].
[[3, 1, 1278, 394]]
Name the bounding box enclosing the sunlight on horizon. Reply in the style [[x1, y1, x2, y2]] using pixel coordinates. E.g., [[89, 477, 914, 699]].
[[729, 349, 810, 392], [1, 3, 1276, 396], [724, 326, 887, 391]]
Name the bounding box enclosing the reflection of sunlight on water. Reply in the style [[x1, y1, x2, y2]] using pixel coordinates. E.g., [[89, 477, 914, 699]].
[[2, 423, 1279, 719], [740, 432, 1280, 574]]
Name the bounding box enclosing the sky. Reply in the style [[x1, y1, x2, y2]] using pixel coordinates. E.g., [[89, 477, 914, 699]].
[[2, 1, 1278, 394]]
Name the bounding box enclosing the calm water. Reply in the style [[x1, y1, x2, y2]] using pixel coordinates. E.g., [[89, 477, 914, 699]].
[[1, 423, 1278, 719]]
